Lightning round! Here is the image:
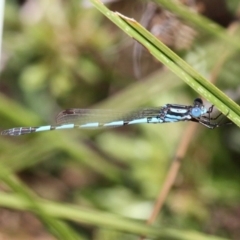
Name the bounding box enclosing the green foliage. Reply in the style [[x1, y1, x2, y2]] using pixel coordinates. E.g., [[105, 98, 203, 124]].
[[0, 0, 240, 239]]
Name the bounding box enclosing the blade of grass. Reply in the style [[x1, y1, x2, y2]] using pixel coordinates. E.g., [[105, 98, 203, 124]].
[[0, 192, 230, 240], [90, 0, 240, 127], [0, 164, 81, 240], [142, 24, 239, 232]]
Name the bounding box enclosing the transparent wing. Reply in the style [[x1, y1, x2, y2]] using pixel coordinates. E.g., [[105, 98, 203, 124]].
[[56, 107, 164, 125]]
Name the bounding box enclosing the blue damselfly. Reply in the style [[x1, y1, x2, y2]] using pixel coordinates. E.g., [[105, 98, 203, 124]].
[[1, 98, 228, 136]]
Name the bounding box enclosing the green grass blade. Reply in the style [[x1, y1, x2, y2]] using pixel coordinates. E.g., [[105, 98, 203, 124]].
[[0, 165, 82, 240], [0, 192, 230, 240], [90, 0, 240, 127]]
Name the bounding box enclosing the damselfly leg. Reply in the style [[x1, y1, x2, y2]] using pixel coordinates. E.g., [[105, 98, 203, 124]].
[[198, 105, 231, 129]]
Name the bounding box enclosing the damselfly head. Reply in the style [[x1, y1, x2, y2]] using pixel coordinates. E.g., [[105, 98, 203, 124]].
[[191, 98, 207, 117]]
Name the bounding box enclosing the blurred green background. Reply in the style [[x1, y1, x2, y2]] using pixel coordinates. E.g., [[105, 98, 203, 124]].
[[1, 0, 240, 239]]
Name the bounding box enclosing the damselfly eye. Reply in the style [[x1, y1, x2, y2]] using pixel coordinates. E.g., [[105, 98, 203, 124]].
[[191, 107, 202, 117]]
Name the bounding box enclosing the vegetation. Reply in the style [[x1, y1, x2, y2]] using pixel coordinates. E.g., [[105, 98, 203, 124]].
[[0, 0, 240, 239]]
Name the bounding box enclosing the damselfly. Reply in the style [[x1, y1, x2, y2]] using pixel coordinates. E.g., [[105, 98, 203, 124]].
[[1, 98, 229, 136]]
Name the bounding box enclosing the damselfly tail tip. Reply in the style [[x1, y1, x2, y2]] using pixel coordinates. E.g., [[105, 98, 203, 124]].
[[1, 128, 19, 136], [1, 129, 10, 135]]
